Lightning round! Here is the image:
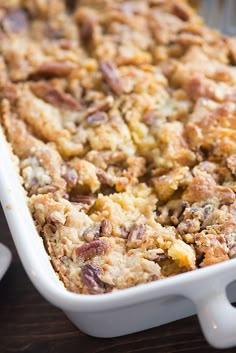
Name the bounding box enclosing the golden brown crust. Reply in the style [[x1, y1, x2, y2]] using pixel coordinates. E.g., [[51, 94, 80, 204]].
[[1, 0, 236, 294]]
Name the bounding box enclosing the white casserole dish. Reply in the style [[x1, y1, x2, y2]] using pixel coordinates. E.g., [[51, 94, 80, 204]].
[[1, 126, 236, 349], [0, 243, 11, 281]]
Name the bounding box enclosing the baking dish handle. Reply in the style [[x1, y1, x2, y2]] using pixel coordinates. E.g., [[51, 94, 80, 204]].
[[192, 284, 236, 349]]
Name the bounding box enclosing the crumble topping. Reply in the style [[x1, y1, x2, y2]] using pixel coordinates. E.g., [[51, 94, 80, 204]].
[[1, 0, 236, 294]]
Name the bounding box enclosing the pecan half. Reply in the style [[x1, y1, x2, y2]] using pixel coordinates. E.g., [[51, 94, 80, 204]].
[[2, 9, 28, 33], [101, 219, 112, 237], [100, 61, 123, 95], [75, 239, 109, 260], [31, 82, 81, 111], [81, 264, 105, 294], [31, 62, 76, 78]]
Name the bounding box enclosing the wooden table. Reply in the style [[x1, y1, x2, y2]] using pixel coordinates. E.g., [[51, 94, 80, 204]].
[[0, 205, 235, 353]]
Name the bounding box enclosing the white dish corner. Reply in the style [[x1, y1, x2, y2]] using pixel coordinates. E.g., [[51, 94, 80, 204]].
[[0, 243, 11, 281]]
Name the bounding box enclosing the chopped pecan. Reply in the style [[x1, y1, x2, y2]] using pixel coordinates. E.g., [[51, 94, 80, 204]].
[[75, 8, 96, 44], [96, 169, 115, 186], [70, 194, 96, 205], [31, 62, 76, 79], [81, 264, 105, 294], [128, 221, 146, 242], [2, 9, 28, 33], [172, 3, 191, 21], [170, 201, 189, 225], [100, 61, 123, 95], [120, 225, 129, 238], [177, 218, 201, 235], [87, 111, 108, 125], [31, 82, 81, 111], [75, 239, 109, 260], [62, 167, 78, 188], [146, 248, 167, 261], [83, 96, 114, 119], [83, 225, 101, 242], [101, 219, 112, 237], [78, 14, 96, 44], [47, 211, 66, 225]]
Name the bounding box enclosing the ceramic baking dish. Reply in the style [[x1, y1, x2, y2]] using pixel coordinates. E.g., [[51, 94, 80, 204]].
[[0, 243, 11, 282], [1, 126, 236, 349]]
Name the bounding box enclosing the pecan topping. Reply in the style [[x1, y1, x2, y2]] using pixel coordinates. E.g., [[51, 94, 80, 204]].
[[31, 62, 76, 78], [128, 221, 146, 242], [75, 239, 109, 260], [87, 111, 108, 125], [101, 219, 112, 237], [100, 61, 123, 95], [81, 264, 105, 294], [83, 225, 101, 242], [31, 82, 81, 111], [2, 9, 28, 33]]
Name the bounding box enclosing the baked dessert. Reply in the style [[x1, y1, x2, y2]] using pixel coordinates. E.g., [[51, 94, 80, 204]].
[[1, 0, 236, 294]]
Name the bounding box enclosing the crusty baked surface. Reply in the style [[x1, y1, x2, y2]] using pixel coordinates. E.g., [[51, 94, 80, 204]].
[[1, 0, 236, 294]]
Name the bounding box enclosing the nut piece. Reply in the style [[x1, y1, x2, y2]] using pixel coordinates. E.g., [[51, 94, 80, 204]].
[[128, 223, 146, 242], [81, 264, 105, 294], [172, 3, 191, 21], [100, 60, 123, 95], [83, 225, 101, 242], [101, 219, 112, 237], [31, 82, 81, 111], [62, 167, 78, 188], [75, 239, 109, 260], [70, 194, 95, 205], [87, 111, 108, 125], [31, 62, 76, 78]]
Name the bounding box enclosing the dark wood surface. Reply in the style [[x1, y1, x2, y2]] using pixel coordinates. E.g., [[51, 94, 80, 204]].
[[0, 205, 235, 353]]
